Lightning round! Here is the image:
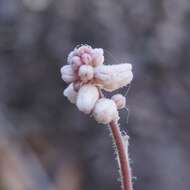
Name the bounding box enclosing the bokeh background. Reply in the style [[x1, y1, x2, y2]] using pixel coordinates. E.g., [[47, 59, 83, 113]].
[[0, 0, 190, 190]]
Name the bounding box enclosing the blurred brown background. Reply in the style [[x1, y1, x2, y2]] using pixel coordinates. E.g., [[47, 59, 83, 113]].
[[0, 0, 190, 190]]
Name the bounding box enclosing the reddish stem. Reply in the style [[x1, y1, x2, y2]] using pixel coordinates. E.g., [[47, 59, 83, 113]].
[[109, 121, 133, 190], [98, 89, 133, 190]]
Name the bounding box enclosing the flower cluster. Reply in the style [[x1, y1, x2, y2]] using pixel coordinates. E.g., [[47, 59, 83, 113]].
[[60, 45, 133, 124]]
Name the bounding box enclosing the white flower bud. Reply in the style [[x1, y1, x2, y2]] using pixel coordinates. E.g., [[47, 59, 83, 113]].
[[63, 83, 78, 104], [76, 84, 99, 114], [60, 65, 77, 83], [94, 63, 133, 92], [70, 56, 82, 71], [81, 53, 92, 65], [77, 45, 93, 56], [92, 48, 104, 67], [93, 98, 119, 124], [111, 94, 126, 109], [67, 50, 78, 64], [78, 65, 94, 83]]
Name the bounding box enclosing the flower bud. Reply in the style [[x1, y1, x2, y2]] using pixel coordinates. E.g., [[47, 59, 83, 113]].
[[60, 65, 77, 83], [111, 94, 126, 109], [93, 98, 119, 124], [63, 83, 78, 104], [76, 84, 99, 114], [67, 51, 74, 64], [94, 63, 133, 91], [77, 45, 93, 56], [70, 56, 82, 71], [92, 48, 104, 67], [78, 65, 94, 83], [67, 50, 78, 64], [81, 53, 92, 65]]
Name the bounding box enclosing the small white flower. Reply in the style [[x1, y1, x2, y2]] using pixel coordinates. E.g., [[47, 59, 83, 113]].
[[76, 45, 93, 56], [76, 84, 99, 114], [94, 63, 133, 92], [93, 98, 119, 124], [91, 48, 104, 67], [67, 51, 75, 64], [70, 56, 82, 71], [78, 65, 94, 83], [60, 45, 133, 124], [81, 53, 93, 65], [63, 83, 78, 104], [60, 65, 78, 83]]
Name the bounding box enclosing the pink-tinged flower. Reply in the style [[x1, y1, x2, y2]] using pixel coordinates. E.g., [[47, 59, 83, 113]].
[[60, 65, 78, 83], [60, 45, 133, 123], [76, 84, 99, 114], [91, 48, 104, 67], [81, 53, 93, 65], [93, 98, 119, 124], [78, 65, 94, 83], [70, 56, 82, 71]]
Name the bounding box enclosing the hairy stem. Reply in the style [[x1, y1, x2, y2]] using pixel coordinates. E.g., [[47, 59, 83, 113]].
[[98, 89, 133, 190], [109, 121, 133, 190]]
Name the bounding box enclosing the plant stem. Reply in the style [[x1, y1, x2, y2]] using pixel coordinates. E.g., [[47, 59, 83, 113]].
[[109, 121, 133, 190], [98, 89, 133, 190]]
